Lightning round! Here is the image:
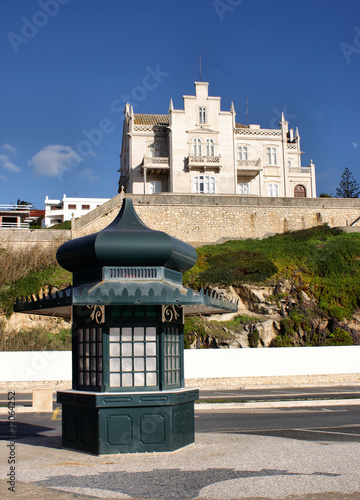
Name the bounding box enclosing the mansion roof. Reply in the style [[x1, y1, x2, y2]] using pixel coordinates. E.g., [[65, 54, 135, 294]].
[[133, 113, 248, 129], [133, 114, 169, 126]]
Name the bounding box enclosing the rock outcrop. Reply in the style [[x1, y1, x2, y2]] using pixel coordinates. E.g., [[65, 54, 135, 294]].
[[191, 280, 360, 348]]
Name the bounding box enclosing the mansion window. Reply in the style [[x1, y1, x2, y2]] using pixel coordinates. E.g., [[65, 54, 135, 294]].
[[238, 182, 250, 195], [192, 138, 202, 156], [149, 142, 161, 157], [82, 204, 90, 210], [237, 146, 248, 161], [149, 180, 162, 194], [267, 183, 279, 197], [193, 175, 216, 194], [206, 138, 215, 156], [266, 147, 278, 165], [199, 106, 207, 124]]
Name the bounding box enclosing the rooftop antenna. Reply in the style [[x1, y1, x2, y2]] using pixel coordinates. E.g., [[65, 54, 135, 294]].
[[199, 54, 202, 82], [246, 96, 249, 126]]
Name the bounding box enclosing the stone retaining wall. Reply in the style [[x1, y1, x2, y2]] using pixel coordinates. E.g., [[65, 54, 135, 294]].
[[1, 195, 360, 248], [73, 194, 360, 244]]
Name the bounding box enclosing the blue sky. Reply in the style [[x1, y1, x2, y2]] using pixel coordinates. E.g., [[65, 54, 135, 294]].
[[1, 0, 360, 208]]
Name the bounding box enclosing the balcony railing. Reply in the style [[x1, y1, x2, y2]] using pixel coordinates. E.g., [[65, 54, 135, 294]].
[[188, 155, 221, 170], [0, 204, 33, 211], [237, 159, 261, 168], [0, 222, 29, 229], [143, 157, 170, 167], [237, 159, 262, 177], [142, 157, 170, 175], [288, 167, 310, 174]]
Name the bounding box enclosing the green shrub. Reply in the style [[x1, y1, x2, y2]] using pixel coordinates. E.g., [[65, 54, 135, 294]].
[[324, 327, 353, 346], [248, 328, 259, 348]]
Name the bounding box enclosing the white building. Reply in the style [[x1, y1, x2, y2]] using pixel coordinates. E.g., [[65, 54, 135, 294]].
[[43, 195, 110, 228], [119, 81, 316, 198]]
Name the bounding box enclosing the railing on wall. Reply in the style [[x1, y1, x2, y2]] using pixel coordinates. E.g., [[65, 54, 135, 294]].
[[0, 204, 34, 211], [0, 222, 29, 229]]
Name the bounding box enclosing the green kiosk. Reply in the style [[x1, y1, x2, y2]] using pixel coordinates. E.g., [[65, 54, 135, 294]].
[[15, 199, 238, 454]]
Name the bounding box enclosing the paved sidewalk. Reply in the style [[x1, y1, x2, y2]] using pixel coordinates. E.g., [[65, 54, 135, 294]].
[[1, 418, 360, 499]]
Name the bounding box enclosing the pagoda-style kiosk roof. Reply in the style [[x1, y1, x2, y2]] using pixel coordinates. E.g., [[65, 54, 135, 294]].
[[15, 199, 238, 317]]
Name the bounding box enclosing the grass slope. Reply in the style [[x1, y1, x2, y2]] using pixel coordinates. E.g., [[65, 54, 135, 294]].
[[184, 224, 360, 321]]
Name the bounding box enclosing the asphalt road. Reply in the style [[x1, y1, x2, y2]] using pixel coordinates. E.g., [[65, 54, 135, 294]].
[[196, 405, 360, 443], [1, 404, 360, 444]]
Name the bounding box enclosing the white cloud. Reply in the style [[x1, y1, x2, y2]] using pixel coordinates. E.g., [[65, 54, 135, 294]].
[[1, 143, 16, 154], [3, 160, 21, 173], [78, 168, 100, 182], [0, 174, 7, 180], [0, 153, 21, 173], [29, 145, 81, 177], [352, 142, 358, 149]]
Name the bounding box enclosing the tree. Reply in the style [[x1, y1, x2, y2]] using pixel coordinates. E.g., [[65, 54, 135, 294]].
[[336, 167, 360, 198], [16, 198, 32, 206]]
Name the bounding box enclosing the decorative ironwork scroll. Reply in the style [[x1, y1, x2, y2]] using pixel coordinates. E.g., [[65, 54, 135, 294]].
[[162, 305, 184, 323], [87, 305, 105, 324]]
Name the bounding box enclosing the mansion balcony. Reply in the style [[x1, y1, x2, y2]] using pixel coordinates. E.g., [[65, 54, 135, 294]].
[[187, 155, 221, 171], [236, 159, 262, 177], [141, 156, 170, 175], [288, 167, 311, 175]]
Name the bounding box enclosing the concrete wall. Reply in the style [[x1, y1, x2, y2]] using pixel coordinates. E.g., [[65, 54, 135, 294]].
[[73, 194, 360, 245], [1, 346, 359, 386], [0, 228, 71, 249]]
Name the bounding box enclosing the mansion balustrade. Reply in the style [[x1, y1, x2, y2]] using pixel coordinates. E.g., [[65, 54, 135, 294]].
[[187, 155, 221, 171]]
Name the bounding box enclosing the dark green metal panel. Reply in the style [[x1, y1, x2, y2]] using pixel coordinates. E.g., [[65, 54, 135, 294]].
[[58, 390, 198, 455]]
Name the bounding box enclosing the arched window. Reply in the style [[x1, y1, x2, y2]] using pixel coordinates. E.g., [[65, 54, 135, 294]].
[[193, 175, 216, 194], [192, 138, 202, 156], [206, 138, 215, 156], [237, 146, 248, 161], [294, 185, 306, 198]]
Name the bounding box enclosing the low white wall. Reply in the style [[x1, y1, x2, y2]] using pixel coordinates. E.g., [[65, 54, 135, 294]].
[[184, 346, 360, 378], [0, 351, 72, 382], [0, 346, 359, 382]]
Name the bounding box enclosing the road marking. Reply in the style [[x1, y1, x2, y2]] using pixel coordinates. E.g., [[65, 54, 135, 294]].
[[294, 428, 360, 438], [321, 408, 347, 412]]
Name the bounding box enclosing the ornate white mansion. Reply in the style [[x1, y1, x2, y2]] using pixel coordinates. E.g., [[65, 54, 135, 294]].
[[119, 81, 316, 198]]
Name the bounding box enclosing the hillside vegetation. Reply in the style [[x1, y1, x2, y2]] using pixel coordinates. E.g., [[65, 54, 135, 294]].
[[0, 243, 72, 318], [184, 225, 360, 321], [184, 225, 360, 347], [1, 225, 360, 349]]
